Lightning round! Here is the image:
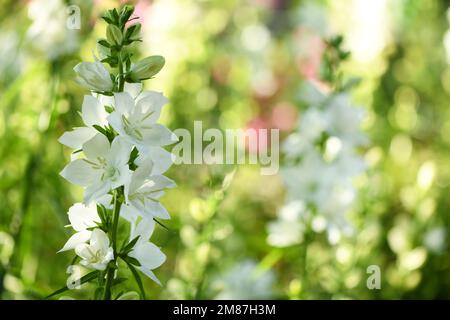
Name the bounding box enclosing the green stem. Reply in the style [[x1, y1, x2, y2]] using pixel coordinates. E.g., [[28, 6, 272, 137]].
[[103, 189, 122, 300], [102, 44, 125, 299], [301, 224, 312, 297], [111, 189, 122, 254], [118, 53, 125, 92]]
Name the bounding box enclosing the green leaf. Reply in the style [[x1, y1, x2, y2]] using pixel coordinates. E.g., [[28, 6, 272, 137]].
[[121, 235, 140, 255], [95, 287, 105, 300], [124, 261, 146, 300], [114, 291, 125, 300], [119, 5, 135, 27], [70, 255, 80, 266], [113, 277, 128, 286], [98, 39, 111, 48], [101, 15, 113, 25], [107, 24, 123, 46], [105, 105, 115, 113], [45, 270, 100, 299], [122, 255, 141, 267], [125, 23, 141, 42], [93, 124, 107, 136], [128, 147, 139, 170], [154, 218, 170, 231]]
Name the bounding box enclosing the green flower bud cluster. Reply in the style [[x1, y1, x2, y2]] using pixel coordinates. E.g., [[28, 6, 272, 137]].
[[96, 5, 164, 91]]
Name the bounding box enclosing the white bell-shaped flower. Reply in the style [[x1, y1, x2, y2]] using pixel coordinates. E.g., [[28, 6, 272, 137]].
[[75, 229, 114, 271], [58, 95, 108, 151], [107, 91, 178, 154], [121, 157, 175, 222], [60, 134, 132, 204], [127, 218, 166, 285]]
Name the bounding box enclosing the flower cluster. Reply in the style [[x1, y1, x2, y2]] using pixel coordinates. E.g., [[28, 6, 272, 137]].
[[268, 82, 367, 246], [56, 6, 176, 299]]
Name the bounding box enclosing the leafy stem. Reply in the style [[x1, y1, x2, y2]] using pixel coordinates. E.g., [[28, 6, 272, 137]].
[[103, 188, 123, 300]]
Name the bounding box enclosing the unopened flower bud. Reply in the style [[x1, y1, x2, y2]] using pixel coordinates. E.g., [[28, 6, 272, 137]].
[[74, 61, 113, 92], [106, 24, 123, 46], [127, 56, 165, 82]]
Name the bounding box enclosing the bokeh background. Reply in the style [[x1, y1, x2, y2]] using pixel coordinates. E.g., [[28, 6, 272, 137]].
[[0, 0, 449, 299]]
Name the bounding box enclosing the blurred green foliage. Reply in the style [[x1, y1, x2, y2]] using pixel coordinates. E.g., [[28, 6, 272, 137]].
[[0, 0, 449, 299]]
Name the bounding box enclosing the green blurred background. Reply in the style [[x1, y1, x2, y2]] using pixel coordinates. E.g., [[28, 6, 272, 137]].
[[0, 0, 449, 299]]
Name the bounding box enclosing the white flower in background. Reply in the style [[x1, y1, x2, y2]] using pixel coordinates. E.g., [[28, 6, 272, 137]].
[[267, 201, 306, 247], [107, 91, 178, 153], [127, 218, 166, 285], [213, 260, 275, 300], [269, 82, 367, 246], [122, 157, 175, 222], [74, 62, 114, 92], [27, 0, 78, 59], [424, 227, 446, 254], [0, 31, 23, 78], [324, 94, 367, 147], [59, 95, 108, 151], [75, 229, 114, 271], [60, 134, 132, 204]]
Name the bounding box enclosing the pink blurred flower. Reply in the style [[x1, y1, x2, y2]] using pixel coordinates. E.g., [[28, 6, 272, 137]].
[[293, 26, 325, 81], [245, 117, 270, 154], [271, 102, 297, 131]]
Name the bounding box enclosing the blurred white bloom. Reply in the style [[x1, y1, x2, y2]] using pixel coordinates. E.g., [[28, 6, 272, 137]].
[[127, 218, 166, 285], [270, 82, 367, 245], [58, 95, 108, 150], [424, 227, 446, 254], [108, 91, 177, 153], [299, 108, 329, 142], [267, 201, 306, 247], [324, 94, 367, 146], [213, 260, 275, 300], [74, 62, 114, 92], [28, 0, 78, 59], [122, 157, 175, 222], [0, 31, 23, 78], [75, 229, 114, 271], [60, 134, 132, 204]]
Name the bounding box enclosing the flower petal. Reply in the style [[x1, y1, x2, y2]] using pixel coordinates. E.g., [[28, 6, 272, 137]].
[[90, 228, 110, 249], [127, 157, 154, 195], [124, 82, 143, 99], [141, 124, 178, 147], [68, 203, 100, 232], [60, 159, 97, 186], [106, 112, 126, 137], [130, 241, 165, 270], [114, 92, 134, 114], [84, 180, 110, 204], [59, 127, 97, 150], [130, 217, 155, 241], [136, 147, 174, 175], [135, 91, 168, 123], [83, 133, 110, 160], [82, 95, 108, 127], [138, 267, 161, 285], [109, 136, 132, 165], [58, 230, 92, 252]]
